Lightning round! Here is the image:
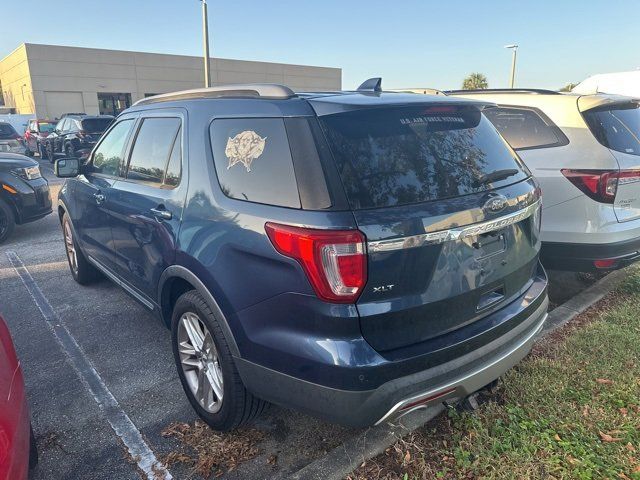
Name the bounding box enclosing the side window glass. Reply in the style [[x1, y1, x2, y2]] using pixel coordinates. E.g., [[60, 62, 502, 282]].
[[58, 119, 69, 131], [483, 107, 563, 150], [210, 118, 300, 208], [126, 117, 181, 187], [91, 119, 134, 177], [163, 128, 182, 188]]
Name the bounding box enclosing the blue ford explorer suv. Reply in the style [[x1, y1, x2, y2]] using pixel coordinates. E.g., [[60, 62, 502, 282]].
[[54, 79, 548, 431]]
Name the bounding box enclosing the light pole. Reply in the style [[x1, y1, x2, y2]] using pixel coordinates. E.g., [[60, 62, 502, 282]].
[[201, 0, 212, 88], [504, 44, 518, 88]]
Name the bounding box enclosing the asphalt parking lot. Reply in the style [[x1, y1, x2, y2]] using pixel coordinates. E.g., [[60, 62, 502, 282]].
[[0, 158, 597, 480]]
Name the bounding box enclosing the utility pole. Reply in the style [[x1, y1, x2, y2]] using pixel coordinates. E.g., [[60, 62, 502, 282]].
[[201, 0, 211, 87], [505, 44, 518, 88]]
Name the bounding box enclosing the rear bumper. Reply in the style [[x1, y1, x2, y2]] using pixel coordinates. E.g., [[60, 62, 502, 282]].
[[236, 270, 548, 427], [541, 237, 640, 271]]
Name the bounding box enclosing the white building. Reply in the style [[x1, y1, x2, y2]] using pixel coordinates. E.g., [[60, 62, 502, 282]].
[[0, 43, 342, 119]]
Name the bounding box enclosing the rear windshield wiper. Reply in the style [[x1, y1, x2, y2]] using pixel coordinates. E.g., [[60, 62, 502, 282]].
[[473, 169, 519, 188]]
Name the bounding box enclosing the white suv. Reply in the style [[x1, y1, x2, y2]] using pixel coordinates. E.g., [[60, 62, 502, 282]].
[[449, 89, 640, 271]]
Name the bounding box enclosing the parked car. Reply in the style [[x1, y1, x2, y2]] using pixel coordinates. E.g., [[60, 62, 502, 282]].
[[0, 314, 37, 480], [0, 153, 51, 243], [54, 80, 548, 431], [43, 115, 113, 161], [23, 119, 55, 158], [0, 123, 28, 156], [0, 114, 35, 137], [449, 89, 640, 271]]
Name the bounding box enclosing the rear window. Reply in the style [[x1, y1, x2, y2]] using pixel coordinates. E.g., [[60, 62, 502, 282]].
[[319, 106, 528, 209], [0, 123, 18, 139], [482, 106, 568, 150], [81, 118, 113, 133], [38, 122, 54, 133], [210, 118, 301, 208], [583, 103, 640, 156]]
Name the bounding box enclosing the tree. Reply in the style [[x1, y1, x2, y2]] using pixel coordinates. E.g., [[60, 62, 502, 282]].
[[462, 73, 488, 90], [558, 82, 578, 92]]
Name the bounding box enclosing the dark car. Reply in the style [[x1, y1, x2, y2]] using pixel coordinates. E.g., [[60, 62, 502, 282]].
[[0, 153, 52, 243], [0, 123, 28, 156], [23, 119, 55, 158], [44, 115, 113, 161], [54, 80, 548, 431], [0, 314, 37, 480]]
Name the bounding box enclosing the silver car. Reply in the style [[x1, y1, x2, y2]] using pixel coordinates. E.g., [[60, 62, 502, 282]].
[[450, 89, 640, 272], [0, 122, 28, 155]]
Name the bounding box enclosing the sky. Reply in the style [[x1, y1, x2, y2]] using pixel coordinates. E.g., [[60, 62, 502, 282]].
[[1, 0, 638, 90]]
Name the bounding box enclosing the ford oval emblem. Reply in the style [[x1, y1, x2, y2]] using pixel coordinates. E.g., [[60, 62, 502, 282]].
[[483, 194, 508, 214]]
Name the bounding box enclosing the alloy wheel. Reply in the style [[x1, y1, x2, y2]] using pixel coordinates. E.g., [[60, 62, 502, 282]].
[[177, 312, 224, 413], [64, 220, 78, 274]]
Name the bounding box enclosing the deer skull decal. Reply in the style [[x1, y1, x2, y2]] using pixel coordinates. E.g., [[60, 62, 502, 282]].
[[225, 130, 267, 172]]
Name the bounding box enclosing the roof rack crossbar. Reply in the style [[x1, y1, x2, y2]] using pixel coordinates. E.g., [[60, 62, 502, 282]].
[[445, 88, 561, 95], [133, 83, 297, 106]]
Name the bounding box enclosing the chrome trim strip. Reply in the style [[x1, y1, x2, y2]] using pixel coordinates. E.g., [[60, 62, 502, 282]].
[[86, 254, 156, 310], [375, 311, 547, 425], [368, 201, 541, 253]]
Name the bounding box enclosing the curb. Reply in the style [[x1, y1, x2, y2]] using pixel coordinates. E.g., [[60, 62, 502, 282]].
[[539, 267, 631, 338], [288, 267, 632, 480]]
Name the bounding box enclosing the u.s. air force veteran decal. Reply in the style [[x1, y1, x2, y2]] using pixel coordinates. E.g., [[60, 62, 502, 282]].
[[225, 130, 267, 172]]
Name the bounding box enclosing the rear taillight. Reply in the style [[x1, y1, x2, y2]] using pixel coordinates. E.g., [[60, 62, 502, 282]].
[[265, 222, 367, 303], [561, 169, 640, 204]]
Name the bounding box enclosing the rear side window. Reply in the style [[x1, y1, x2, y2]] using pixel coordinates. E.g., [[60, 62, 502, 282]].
[[583, 104, 640, 156], [0, 123, 17, 139], [319, 106, 528, 209], [81, 118, 113, 133], [126, 117, 181, 187], [92, 119, 134, 176], [483, 106, 568, 150], [210, 118, 301, 208]]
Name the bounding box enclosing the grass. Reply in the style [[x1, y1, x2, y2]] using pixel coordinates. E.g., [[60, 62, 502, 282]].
[[349, 268, 640, 480]]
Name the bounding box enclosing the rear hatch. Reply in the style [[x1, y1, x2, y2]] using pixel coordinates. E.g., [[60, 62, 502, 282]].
[[80, 118, 113, 141], [580, 97, 640, 222], [316, 101, 542, 352]]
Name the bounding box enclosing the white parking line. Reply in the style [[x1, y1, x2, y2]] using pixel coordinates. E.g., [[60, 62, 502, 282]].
[[6, 251, 173, 480]]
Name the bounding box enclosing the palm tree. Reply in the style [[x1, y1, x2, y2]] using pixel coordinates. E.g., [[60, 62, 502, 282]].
[[462, 73, 488, 90], [558, 82, 578, 92]]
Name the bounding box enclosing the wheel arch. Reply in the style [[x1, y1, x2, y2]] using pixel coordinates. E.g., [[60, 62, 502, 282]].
[[158, 265, 240, 357]]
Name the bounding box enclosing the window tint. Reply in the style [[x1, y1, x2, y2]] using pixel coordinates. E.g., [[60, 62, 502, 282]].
[[92, 119, 134, 176], [81, 118, 113, 133], [38, 122, 54, 133], [583, 104, 640, 156], [320, 106, 528, 209], [210, 118, 300, 208], [0, 123, 17, 139], [127, 117, 181, 186], [483, 107, 565, 150], [164, 128, 182, 188]]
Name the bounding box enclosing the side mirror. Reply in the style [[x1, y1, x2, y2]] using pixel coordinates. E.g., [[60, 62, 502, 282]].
[[54, 158, 80, 178]]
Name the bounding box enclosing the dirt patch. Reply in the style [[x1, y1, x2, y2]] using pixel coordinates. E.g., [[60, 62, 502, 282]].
[[161, 421, 265, 478]]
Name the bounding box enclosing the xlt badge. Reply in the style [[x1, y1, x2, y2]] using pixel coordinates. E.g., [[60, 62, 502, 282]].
[[373, 284, 395, 293]]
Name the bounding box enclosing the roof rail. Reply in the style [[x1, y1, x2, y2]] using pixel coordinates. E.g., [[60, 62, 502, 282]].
[[133, 83, 297, 106], [445, 88, 561, 95]]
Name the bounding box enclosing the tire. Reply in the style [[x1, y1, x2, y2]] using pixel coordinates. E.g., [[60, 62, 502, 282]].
[[64, 143, 75, 158], [38, 142, 48, 160], [47, 143, 55, 163], [62, 213, 100, 284], [29, 424, 38, 469], [171, 290, 266, 431], [0, 197, 16, 244]]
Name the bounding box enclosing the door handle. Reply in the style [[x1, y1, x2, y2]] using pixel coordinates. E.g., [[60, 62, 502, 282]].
[[150, 207, 172, 221], [93, 192, 105, 205]]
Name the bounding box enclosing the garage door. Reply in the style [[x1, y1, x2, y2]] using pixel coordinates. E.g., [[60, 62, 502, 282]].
[[44, 91, 85, 119]]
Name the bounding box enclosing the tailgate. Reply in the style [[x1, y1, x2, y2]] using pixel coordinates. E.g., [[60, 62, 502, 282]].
[[581, 98, 640, 222], [315, 102, 541, 352]]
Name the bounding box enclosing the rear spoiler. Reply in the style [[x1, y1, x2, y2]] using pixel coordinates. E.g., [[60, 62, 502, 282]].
[[577, 95, 640, 112]]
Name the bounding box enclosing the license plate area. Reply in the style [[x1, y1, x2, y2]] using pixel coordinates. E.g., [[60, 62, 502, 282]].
[[472, 231, 507, 260]]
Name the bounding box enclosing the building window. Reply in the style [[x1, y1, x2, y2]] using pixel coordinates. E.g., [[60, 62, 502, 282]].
[[98, 93, 132, 116]]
